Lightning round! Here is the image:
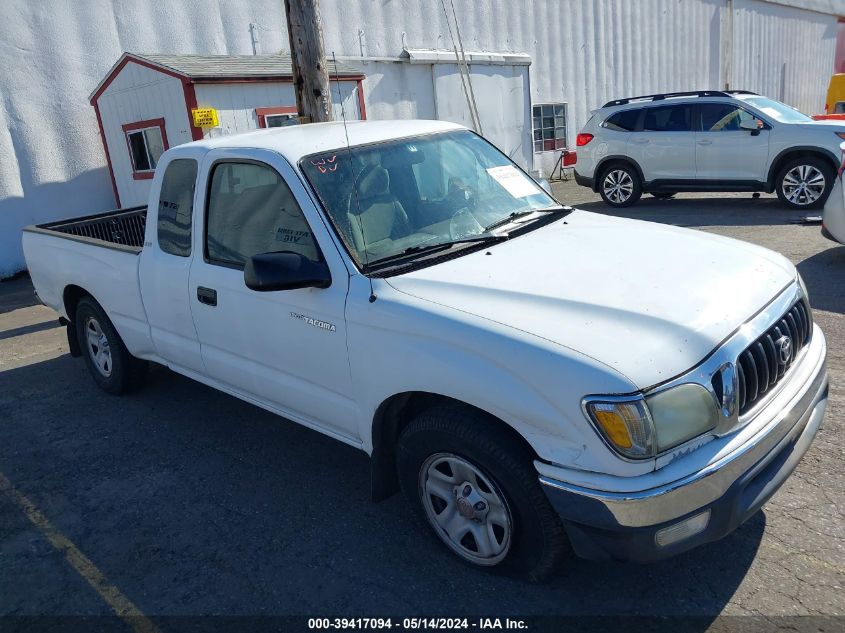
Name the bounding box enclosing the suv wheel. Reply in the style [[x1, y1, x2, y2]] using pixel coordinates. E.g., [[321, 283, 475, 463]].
[[776, 157, 834, 210], [599, 163, 642, 207], [396, 405, 569, 582]]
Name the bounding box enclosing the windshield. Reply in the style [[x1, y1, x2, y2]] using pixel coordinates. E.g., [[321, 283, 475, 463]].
[[300, 130, 557, 268], [743, 97, 812, 123]]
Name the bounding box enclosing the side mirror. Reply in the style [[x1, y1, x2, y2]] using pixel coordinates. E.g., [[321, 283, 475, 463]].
[[244, 251, 331, 292], [740, 119, 763, 135]]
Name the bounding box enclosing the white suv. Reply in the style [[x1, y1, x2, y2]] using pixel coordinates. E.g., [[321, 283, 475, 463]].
[[574, 90, 845, 209]]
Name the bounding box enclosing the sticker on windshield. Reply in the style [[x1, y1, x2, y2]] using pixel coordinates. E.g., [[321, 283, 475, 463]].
[[311, 155, 338, 174], [486, 165, 538, 198]]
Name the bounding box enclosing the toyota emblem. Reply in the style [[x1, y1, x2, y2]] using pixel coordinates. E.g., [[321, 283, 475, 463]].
[[776, 335, 792, 365]]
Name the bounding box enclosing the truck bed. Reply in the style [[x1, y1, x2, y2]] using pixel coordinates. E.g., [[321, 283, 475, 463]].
[[22, 204, 156, 361], [26, 206, 147, 252]]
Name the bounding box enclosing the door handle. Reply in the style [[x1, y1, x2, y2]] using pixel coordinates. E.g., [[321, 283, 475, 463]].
[[197, 286, 217, 306], [697, 139, 713, 145]]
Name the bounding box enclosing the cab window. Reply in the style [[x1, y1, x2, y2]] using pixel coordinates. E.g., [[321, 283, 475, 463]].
[[157, 159, 198, 257], [205, 161, 320, 268]]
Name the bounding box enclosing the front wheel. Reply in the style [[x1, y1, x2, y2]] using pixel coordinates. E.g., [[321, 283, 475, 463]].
[[776, 157, 834, 210], [599, 163, 642, 207], [396, 405, 569, 582]]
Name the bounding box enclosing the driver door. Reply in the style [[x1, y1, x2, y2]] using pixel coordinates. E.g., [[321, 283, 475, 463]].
[[695, 102, 770, 181], [188, 149, 358, 441]]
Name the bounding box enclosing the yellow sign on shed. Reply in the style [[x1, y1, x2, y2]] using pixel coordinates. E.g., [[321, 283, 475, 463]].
[[192, 108, 219, 128]]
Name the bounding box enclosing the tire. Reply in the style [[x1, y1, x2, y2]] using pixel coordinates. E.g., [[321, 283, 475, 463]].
[[75, 296, 148, 395], [396, 405, 569, 582], [599, 162, 642, 207], [650, 192, 675, 200], [775, 156, 835, 210]]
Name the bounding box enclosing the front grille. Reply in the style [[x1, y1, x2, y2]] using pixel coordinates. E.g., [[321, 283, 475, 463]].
[[735, 301, 812, 415]]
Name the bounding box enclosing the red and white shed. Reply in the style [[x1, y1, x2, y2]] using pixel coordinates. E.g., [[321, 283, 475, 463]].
[[89, 52, 365, 207]]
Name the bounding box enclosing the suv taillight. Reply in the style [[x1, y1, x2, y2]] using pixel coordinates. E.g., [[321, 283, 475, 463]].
[[576, 133, 594, 146]]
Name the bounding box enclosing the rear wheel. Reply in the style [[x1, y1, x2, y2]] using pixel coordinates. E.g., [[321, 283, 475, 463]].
[[599, 163, 642, 207], [75, 296, 147, 394], [776, 156, 834, 210], [396, 405, 569, 582]]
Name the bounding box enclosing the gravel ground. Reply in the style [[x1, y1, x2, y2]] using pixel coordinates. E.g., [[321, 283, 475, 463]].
[[0, 182, 843, 627]]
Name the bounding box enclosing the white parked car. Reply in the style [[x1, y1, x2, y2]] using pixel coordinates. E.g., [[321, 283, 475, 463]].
[[23, 120, 828, 580], [574, 90, 845, 209], [822, 141, 845, 244]]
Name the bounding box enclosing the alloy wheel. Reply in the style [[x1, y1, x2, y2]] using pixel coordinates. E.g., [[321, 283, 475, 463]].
[[782, 165, 826, 206], [603, 169, 634, 204]]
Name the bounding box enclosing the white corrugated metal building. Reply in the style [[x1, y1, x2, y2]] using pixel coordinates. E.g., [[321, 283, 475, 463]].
[[1, 0, 844, 276]]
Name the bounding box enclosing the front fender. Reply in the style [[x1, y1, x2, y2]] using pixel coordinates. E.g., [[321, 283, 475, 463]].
[[347, 279, 651, 477]]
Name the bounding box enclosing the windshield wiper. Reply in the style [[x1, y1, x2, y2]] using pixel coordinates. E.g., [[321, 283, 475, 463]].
[[483, 205, 572, 232], [366, 233, 508, 268]]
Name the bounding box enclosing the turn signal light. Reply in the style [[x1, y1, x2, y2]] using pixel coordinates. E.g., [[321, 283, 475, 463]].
[[576, 133, 594, 146], [593, 409, 633, 448]]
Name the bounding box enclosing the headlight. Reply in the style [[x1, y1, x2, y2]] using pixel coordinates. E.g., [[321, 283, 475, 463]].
[[645, 384, 719, 452], [585, 384, 719, 459], [797, 272, 809, 301]]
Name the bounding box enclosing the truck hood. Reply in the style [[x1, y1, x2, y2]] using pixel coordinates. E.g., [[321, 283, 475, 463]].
[[387, 210, 796, 388]]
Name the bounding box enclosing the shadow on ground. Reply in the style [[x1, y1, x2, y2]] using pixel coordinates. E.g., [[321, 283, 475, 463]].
[[0, 354, 763, 620], [573, 196, 817, 229], [0, 273, 39, 314], [797, 244, 845, 315]]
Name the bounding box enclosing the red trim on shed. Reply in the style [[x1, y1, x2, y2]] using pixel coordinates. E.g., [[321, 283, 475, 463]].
[[182, 83, 204, 141], [93, 102, 121, 207], [90, 55, 187, 105], [122, 118, 169, 180], [255, 105, 298, 128], [356, 79, 367, 120]]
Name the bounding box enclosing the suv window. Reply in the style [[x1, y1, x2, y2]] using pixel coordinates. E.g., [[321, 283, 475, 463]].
[[206, 161, 320, 267], [157, 159, 197, 257], [603, 109, 640, 132], [699, 103, 757, 131], [642, 105, 692, 132]]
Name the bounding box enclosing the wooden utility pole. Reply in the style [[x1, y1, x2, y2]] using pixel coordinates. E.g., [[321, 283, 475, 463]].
[[284, 0, 333, 123]]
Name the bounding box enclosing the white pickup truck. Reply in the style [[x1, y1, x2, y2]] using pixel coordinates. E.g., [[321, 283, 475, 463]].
[[23, 120, 828, 581]]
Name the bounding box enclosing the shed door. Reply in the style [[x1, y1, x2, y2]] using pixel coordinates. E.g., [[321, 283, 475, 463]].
[[433, 64, 532, 170]]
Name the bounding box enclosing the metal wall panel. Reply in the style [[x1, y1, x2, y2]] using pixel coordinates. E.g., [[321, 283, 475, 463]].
[[732, 0, 837, 114]]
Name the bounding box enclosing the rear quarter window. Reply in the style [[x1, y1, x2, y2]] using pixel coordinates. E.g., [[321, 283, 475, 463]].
[[602, 109, 640, 132]]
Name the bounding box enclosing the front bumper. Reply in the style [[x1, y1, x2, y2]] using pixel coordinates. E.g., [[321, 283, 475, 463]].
[[539, 332, 828, 562]]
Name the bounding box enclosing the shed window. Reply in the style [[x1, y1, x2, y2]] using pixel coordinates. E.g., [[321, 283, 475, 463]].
[[123, 119, 168, 180], [532, 104, 567, 152], [266, 113, 299, 128], [256, 106, 298, 128]]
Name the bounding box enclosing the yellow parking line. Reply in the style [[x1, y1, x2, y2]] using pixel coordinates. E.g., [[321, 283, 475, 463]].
[[0, 471, 161, 633]]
